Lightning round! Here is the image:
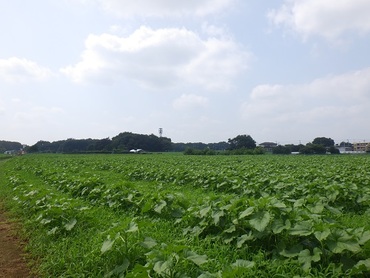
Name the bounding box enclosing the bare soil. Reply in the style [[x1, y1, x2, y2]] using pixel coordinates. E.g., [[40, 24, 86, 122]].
[[0, 202, 34, 278]]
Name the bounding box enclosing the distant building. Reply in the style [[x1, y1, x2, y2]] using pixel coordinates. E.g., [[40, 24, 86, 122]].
[[3, 149, 25, 155], [336, 146, 353, 154], [259, 142, 277, 152], [353, 142, 370, 152]]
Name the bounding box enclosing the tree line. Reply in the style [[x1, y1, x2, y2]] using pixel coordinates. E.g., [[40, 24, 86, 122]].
[[0, 140, 23, 153], [27, 132, 172, 153], [1, 133, 356, 155]]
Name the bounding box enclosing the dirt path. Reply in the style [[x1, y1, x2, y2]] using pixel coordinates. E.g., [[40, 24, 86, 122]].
[[0, 202, 34, 277]]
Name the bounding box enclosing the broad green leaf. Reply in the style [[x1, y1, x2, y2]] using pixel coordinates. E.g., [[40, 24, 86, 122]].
[[249, 211, 271, 232], [224, 225, 236, 234], [232, 260, 255, 269], [237, 232, 254, 248], [154, 200, 167, 213], [312, 247, 322, 262], [239, 207, 254, 219], [279, 244, 303, 258], [185, 251, 208, 266], [289, 221, 313, 236], [298, 248, 322, 272], [293, 198, 305, 208], [141, 201, 153, 213], [272, 219, 291, 234], [47, 227, 58, 235], [40, 218, 52, 225], [126, 221, 139, 233], [325, 205, 342, 215], [101, 237, 115, 254], [327, 238, 361, 253], [141, 237, 157, 249], [353, 258, 370, 272], [200, 206, 211, 217], [314, 229, 331, 241], [64, 218, 77, 231], [358, 230, 370, 245], [153, 260, 172, 274], [212, 210, 224, 225], [270, 199, 287, 209], [308, 203, 324, 214], [298, 249, 312, 272], [327, 230, 362, 253], [105, 259, 130, 277]]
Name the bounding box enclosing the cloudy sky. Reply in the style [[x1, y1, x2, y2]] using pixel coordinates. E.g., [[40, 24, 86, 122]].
[[1, 0, 370, 146]]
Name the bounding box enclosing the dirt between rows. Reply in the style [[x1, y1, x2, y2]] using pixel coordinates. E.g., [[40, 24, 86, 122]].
[[0, 202, 34, 278]]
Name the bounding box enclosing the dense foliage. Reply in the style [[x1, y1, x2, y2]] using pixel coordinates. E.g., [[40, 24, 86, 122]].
[[0, 140, 23, 153], [228, 134, 256, 150], [27, 132, 172, 153], [1, 154, 369, 277]]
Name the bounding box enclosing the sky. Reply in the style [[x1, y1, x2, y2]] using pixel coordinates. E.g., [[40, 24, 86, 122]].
[[1, 0, 370, 146]]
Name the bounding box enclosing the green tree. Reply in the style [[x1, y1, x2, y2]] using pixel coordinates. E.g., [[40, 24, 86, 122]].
[[228, 135, 256, 150], [272, 145, 291, 154], [312, 137, 334, 147], [300, 143, 326, 154]]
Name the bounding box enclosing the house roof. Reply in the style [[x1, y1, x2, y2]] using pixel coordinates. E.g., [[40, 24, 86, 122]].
[[259, 142, 277, 147]]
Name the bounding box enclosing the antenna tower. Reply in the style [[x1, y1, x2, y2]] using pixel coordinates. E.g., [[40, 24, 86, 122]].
[[159, 128, 163, 138]]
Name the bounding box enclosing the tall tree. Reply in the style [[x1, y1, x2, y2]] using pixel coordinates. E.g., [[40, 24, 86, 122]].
[[228, 135, 256, 150], [312, 137, 335, 147]]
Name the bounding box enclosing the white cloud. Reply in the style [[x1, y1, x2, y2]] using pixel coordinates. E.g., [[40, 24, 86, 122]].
[[98, 0, 235, 17], [241, 68, 370, 142], [0, 57, 53, 82], [61, 26, 249, 90], [173, 94, 209, 110], [268, 0, 370, 40]]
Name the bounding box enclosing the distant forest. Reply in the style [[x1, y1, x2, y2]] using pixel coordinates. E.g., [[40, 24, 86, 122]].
[[11, 132, 230, 153], [0, 140, 23, 153], [2, 133, 346, 155]]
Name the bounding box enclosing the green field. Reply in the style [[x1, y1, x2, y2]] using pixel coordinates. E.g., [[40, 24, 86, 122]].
[[0, 154, 369, 277]]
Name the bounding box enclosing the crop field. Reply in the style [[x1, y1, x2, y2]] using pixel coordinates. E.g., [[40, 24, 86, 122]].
[[0, 154, 369, 277]]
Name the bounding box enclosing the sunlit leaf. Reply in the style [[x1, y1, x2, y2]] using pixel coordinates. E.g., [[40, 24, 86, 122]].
[[293, 199, 305, 208], [184, 251, 208, 266], [232, 259, 255, 269], [249, 211, 271, 232], [239, 207, 254, 219], [64, 218, 77, 231], [199, 206, 211, 217], [224, 225, 236, 234], [101, 237, 115, 254], [126, 221, 139, 233], [358, 230, 370, 245], [272, 219, 291, 234], [237, 232, 254, 248], [154, 200, 167, 213], [314, 229, 331, 241], [47, 227, 58, 235], [153, 260, 172, 274], [141, 237, 157, 249], [353, 258, 370, 273], [212, 210, 224, 225], [297, 248, 322, 272], [289, 221, 313, 236]]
